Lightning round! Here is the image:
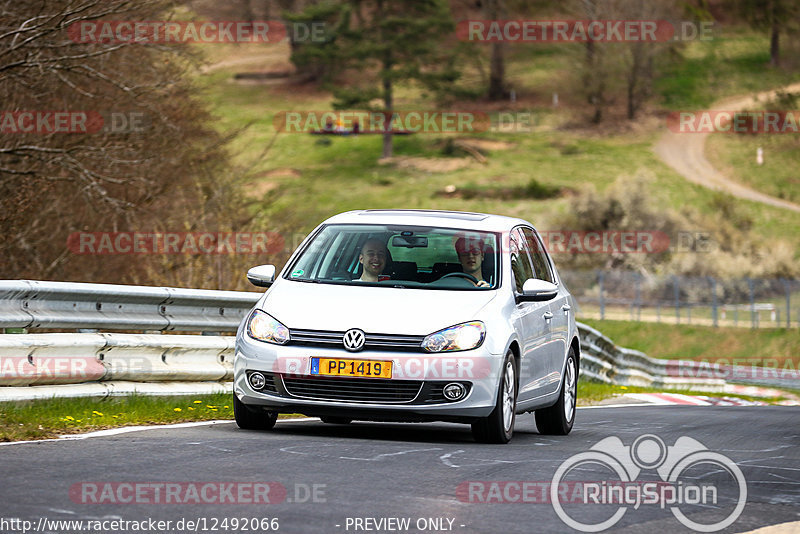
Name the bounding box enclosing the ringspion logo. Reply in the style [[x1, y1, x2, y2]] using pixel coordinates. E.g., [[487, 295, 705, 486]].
[[551, 434, 746, 532]]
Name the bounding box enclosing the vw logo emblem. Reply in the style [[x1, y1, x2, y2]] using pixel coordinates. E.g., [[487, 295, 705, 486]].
[[343, 329, 366, 352]]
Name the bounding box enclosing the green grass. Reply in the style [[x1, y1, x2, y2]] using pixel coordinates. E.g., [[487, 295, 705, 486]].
[[656, 29, 798, 109], [707, 130, 800, 204], [195, 28, 800, 265], [0, 393, 299, 442], [581, 318, 800, 367], [578, 380, 788, 405], [0, 384, 785, 443]]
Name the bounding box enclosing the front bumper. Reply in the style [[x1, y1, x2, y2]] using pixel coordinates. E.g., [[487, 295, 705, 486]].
[[234, 333, 504, 423]]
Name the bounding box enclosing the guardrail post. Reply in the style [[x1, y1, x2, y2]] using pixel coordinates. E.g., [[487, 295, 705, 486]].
[[673, 275, 680, 324], [783, 278, 791, 328], [748, 278, 756, 329], [597, 270, 605, 320], [634, 272, 641, 321], [710, 276, 718, 328]]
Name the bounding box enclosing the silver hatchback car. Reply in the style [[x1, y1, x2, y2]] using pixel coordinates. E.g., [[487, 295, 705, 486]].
[[234, 209, 579, 443]]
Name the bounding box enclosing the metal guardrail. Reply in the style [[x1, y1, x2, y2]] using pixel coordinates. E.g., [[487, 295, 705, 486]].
[[0, 333, 234, 401], [0, 280, 794, 400], [0, 280, 261, 332]]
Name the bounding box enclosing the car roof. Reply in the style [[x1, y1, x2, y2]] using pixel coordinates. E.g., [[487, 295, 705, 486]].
[[321, 209, 532, 232]]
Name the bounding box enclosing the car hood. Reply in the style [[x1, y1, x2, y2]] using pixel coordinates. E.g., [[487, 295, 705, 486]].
[[259, 280, 497, 335]]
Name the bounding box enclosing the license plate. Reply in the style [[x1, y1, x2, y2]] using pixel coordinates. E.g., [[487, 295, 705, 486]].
[[310, 357, 392, 378]]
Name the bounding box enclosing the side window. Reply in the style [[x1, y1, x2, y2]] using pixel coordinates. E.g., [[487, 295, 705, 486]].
[[521, 227, 555, 283], [509, 229, 534, 293]]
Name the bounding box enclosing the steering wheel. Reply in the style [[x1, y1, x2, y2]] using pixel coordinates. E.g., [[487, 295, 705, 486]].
[[439, 272, 479, 284]]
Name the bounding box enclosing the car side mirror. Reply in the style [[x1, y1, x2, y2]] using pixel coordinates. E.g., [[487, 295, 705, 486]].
[[519, 278, 558, 302], [246, 264, 276, 288]]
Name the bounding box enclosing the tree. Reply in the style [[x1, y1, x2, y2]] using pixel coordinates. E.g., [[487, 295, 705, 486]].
[[736, 0, 800, 67], [485, 0, 508, 100], [297, 0, 458, 158], [571, 0, 679, 122], [0, 0, 244, 286], [283, 0, 349, 82]]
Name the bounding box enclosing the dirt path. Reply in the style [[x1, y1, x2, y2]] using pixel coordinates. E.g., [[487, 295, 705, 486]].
[[654, 83, 800, 213]]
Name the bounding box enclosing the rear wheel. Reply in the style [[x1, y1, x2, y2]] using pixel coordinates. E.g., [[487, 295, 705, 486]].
[[535, 347, 577, 435], [233, 393, 278, 430], [472, 350, 517, 444], [320, 416, 352, 425]]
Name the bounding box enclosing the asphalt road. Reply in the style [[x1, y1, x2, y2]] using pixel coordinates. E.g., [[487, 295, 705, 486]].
[[1, 406, 798, 534]]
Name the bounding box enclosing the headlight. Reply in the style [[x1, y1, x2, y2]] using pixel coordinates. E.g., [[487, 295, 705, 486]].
[[422, 321, 485, 353], [247, 309, 290, 345]]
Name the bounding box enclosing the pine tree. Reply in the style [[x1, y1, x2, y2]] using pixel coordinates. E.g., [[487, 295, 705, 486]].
[[292, 0, 458, 158]]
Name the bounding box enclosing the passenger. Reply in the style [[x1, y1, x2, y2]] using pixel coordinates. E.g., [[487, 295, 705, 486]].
[[357, 239, 388, 282], [455, 237, 490, 287]]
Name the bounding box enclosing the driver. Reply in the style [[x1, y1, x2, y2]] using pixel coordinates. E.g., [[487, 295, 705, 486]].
[[357, 238, 388, 282], [455, 237, 490, 288]]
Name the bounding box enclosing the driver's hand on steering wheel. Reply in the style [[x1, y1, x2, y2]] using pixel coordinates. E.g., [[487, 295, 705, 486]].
[[476, 280, 490, 288]]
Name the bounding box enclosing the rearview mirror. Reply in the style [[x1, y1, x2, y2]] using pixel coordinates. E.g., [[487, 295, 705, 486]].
[[246, 264, 276, 288], [520, 278, 558, 302], [392, 235, 428, 248]]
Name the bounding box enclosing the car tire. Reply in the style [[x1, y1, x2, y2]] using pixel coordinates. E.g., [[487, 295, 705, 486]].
[[320, 416, 352, 425], [233, 393, 278, 430], [471, 350, 517, 444], [535, 346, 577, 435]]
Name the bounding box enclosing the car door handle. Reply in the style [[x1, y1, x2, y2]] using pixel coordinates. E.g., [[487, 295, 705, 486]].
[[543, 311, 553, 321], [562, 304, 571, 312]]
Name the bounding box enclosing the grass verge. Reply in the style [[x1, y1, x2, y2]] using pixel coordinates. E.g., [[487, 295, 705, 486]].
[[0, 380, 789, 442], [578, 380, 787, 406], [0, 393, 297, 443]]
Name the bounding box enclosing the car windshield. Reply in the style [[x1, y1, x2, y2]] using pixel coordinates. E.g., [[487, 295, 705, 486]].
[[285, 224, 500, 290]]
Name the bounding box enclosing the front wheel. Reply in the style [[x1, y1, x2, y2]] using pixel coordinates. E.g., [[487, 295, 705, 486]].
[[233, 393, 278, 430], [472, 351, 517, 444], [535, 347, 577, 435]]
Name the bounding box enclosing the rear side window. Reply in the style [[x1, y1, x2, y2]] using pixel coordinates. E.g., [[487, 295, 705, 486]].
[[521, 227, 555, 284]]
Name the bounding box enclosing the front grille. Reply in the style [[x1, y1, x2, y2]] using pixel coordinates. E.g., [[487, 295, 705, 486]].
[[288, 328, 425, 352], [282, 376, 423, 403]]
